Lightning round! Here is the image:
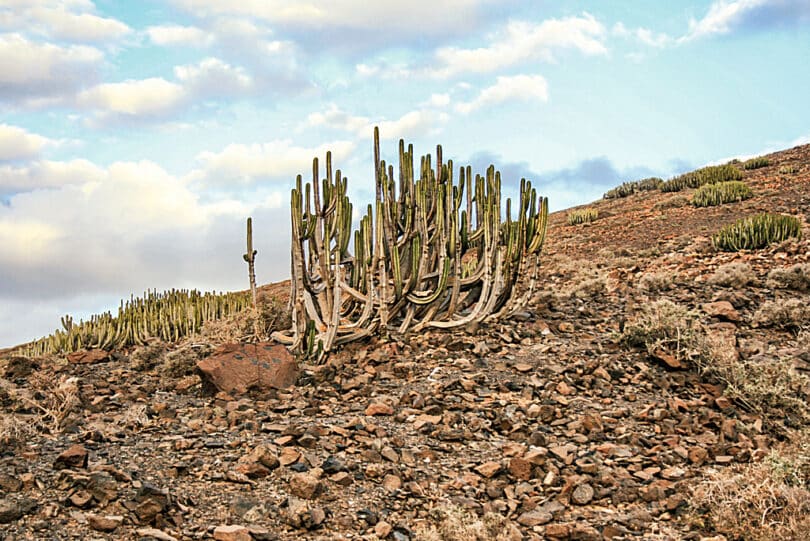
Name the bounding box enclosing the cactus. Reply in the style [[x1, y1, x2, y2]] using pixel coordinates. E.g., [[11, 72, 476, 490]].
[[712, 213, 802, 252], [692, 181, 753, 207], [243, 217, 258, 309], [778, 164, 799, 175], [274, 127, 548, 361], [661, 164, 743, 193], [603, 177, 663, 199], [567, 208, 598, 225], [16, 289, 251, 357], [742, 156, 769, 170]]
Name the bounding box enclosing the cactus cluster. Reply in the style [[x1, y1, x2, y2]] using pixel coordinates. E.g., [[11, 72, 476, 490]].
[[692, 181, 753, 207], [273, 128, 548, 360], [661, 164, 743, 193], [567, 208, 599, 225], [712, 213, 802, 252], [778, 164, 799, 175], [18, 289, 251, 357], [603, 177, 663, 199], [742, 156, 770, 170]]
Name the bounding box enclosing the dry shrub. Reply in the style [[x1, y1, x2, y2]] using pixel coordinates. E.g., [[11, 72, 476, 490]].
[[753, 299, 810, 330], [413, 506, 519, 541], [0, 413, 37, 446], [653, 195, 689, 211], [767, 263, 810, 291], [708, 262, 755, 287], [21, 373, 80, 434], [690, 435, 810, 541], [130, 339, 168, 371], [638, 272, 673, 292], [622, 300, 702, 363], [160, 343, 213, 378]]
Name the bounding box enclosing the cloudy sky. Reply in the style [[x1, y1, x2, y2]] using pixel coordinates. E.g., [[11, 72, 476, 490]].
[[2, 0, 809, 346]]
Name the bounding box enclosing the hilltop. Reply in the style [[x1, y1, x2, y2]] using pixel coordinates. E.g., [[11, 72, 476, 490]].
[[1, 144, 808, 541]]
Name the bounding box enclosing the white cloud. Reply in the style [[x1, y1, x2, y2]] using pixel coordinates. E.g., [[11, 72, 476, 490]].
[[613, 23, 672, 48], [681, 0, 810, 42], [455, 74, 548, 114], [307, 105, 448, 140], [0, 33, 102, 101], [0, 1, 131, 42], [433, 14, 607, 78], [190, 139, 357, 187], [0, 124, 53, 161], [145, 24, 212, 47], [0, 158, 105, 194], [77, 77, 187, 117], [174, 57, 253, 98]]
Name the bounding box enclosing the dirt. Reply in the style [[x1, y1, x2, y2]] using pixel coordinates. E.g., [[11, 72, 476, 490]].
[[1, 144, 809, 541]]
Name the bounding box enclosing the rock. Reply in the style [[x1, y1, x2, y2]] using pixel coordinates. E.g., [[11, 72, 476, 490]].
[[508, 457, 532, 480], [0, 497, 37, 523], [475, 461, 501, 478], [289, 472, 323, 500], [382, 474, 401, 491], [67, 349, 109, 364], [545, 523, 571, 538], [55, 444, 89, 469], [365, 402, 394, 416], [135, 528, 179, 541], [571, 483, 595, 505], [703, 301, 740, 322], [375, 520, 393, 538], [197, 342, 298, 394], [86, 514, 123, 532], [213, 524, 252, 541], [516, 509, 552, 527], [285, 497, 325, 530]]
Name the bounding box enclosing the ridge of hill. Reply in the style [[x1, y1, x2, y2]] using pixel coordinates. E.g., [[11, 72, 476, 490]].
[[1, 143, 808, 541]]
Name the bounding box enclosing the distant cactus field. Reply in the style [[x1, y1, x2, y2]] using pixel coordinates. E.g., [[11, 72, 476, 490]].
[[661, 164, 743, 192], [692, 181, 753, 207], [742, 156, 770, 170], [567, 207, 599, 225], [712, 213, 802, 251]]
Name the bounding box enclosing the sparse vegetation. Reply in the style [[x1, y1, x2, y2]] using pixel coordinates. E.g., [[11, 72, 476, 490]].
[[603, 177, 663, 199], [708, 262, 755, 287], [690, 436, 810, 541], [413, 505, 519, 541], [712, 213, 802, 251], [653, 195, 689, 211], [567, 207, 599, 225], [779, 164, 799, 175], [767, 263, 810, 291], [622, 300, 702, 364], [638, 272, 673, 292], [661, 164, 743, 192], [691, 180, 752, 207], [753, 298, 810, 330], [742, 156, 770, 170]]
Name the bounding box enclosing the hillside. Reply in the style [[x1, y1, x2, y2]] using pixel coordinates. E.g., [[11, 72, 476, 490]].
[[1, 144, 809, 541]]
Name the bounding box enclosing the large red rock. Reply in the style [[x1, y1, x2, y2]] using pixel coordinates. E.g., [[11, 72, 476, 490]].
[[196, 342, 298, 394], [67, 349, 109, 364]]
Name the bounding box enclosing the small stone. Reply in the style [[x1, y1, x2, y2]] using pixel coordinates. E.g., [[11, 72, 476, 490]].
[[661, 467, 686, 480], [67, 349, 109, 364], [279, 447, 301, 466], [475, 461, 501, 478], [703, 301, 740, 322], [289, 472, 323, 500], [213, 524, 252, 541], [55, 444, 88, 469], [0, 498, 37, 524], [558, 322, 575, 333], [135, 528, 179, 541], [69, 490, 93, 508], [545, 523, 571, 538], [516, 509, 552, 527], [87, 514, 123, 532], [365, 402, 394, 416], [331, 472, 353, 486], [571, 483, 595, 505], [382, 474, 401, 491], [689, 447, 709, 465], [375, 520, 393, 538], [508, 458, 532, 480]]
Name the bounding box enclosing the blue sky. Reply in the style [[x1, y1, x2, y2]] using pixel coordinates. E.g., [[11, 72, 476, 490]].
[[1, 0, 809, 346]]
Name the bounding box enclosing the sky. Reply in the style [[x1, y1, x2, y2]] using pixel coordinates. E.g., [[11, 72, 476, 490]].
[[1, 0, 809, 346]]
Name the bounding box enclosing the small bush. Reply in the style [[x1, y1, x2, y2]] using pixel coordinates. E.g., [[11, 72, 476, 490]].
[[712, 213, 802, 252], [692, 181, 753, 207], [567, 207, 598, 225], [661, 164, 743, 192], [779, 165, 799, 175], [767, 263, 810, 292], [753, 299, 810, 330], [638, 272, 673, 292], [707, 262, 755, 287], [413, 505, 519, 541], [622, 300, 702, 363], [690, 439, 810, 541], [742, 156, 770, 170], [653, 195, 689, 211]]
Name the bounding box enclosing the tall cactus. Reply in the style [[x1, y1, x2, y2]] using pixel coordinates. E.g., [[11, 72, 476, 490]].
[[274, 128, 548, 361]]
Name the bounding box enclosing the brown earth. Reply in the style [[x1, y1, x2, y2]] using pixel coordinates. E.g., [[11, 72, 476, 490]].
[[1, 145, 809, 541]]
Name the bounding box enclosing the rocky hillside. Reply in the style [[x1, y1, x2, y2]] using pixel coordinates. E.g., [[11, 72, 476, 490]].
[[1, 145, 809, 541]]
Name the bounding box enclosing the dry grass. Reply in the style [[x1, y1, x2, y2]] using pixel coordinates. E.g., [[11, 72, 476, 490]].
[[753, 298, 810, 330], [766, 263, 810, 292], [413, 505, 519, 541], [16, 373, 80, 435], [0, 413, 37, 447], [690, 434, 810, 541], [622, 300, 703, 364], [707, 262, 755, 287], [638, 272, 673, 292]]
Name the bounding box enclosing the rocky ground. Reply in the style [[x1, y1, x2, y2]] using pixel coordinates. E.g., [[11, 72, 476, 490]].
[[1, 145, 809, 541]]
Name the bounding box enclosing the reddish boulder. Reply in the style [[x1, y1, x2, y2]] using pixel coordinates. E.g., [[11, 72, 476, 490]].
[[196, 342, 298, 394], [67, 349, 109, 364]]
